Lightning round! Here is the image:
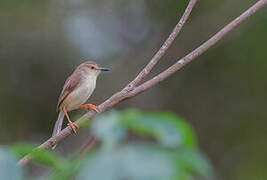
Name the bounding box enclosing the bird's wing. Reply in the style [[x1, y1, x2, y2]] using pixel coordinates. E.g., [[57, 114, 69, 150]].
[[56, 72, 82, 111]]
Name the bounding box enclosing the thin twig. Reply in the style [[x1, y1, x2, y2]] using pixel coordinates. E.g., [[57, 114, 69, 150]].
[[17, 0, 266, 166], [126, 0, 197, 89]]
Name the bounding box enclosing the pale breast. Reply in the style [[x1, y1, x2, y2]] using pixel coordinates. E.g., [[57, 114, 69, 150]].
[[63, 77, 96, 111]]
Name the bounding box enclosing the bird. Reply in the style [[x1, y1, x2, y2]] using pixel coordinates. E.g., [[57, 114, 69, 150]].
[[52, 61, 110, 148]]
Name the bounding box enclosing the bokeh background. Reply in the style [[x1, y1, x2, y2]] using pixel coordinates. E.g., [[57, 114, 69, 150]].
[[0, 0, 266, 179]]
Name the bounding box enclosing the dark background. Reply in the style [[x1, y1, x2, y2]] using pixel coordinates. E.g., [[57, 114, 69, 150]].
[[0, 0, 266, 179]]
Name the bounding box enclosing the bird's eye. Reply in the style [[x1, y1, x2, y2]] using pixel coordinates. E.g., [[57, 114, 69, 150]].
[[90, 66, 95, 70]]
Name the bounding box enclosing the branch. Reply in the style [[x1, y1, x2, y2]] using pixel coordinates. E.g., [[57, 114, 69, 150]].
[[127, 0, 197, 89], [17, 0, 266, 166], [127, 0, 267, 97]]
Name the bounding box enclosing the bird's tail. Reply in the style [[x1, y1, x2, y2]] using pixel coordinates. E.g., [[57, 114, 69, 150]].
[[52, 110, 64, 149]]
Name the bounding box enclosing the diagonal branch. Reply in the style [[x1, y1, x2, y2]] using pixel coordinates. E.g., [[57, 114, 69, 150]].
[[126, 0, 197, 89], [127, 0, 267, 97], [17, 0, 266, 166]]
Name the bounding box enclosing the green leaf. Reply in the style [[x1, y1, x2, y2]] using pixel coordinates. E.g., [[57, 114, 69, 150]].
[[0, 146, 23, 180], [75, 143, 211, 180], [76, 143, 173, 180], [10, 143, 36, 157], [119, 109, 197, 148], [46, 157, 88, 180], [10, 143, 67, 169], [169, 149, 213, 179]]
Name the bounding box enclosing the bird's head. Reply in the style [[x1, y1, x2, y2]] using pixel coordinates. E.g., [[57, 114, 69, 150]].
[[76, 61, 110, 78]]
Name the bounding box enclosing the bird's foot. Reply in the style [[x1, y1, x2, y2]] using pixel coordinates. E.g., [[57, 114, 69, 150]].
[[68, 122, 79, 134], [77, 104, 99, 113]]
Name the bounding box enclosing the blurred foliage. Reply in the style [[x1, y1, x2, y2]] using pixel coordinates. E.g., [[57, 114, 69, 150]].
[[4, 110, 212, 180], [119, 110, 197, 148], [11, 143, 67, 169]]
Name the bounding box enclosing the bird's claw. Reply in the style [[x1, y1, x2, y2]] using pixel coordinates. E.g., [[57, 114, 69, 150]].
[[68, 122, 79, 134]]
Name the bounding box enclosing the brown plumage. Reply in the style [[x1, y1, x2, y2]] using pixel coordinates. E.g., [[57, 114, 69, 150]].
[[56, 61, 100, 111], [56, 72, 81, 112]]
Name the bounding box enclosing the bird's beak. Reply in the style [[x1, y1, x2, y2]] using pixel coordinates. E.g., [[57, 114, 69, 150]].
[[98, 67, 110, 71]]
